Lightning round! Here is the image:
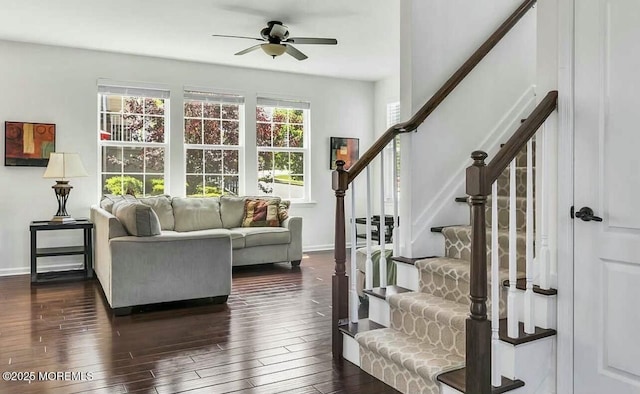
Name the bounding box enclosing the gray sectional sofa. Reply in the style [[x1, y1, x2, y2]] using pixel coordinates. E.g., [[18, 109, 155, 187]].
[[91, 195, 303, 314]]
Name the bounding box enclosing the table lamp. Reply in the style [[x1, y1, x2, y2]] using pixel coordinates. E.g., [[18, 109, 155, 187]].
[[42, 152, 88, 223]]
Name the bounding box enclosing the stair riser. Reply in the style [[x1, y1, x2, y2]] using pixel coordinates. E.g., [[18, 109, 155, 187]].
[[497, 167, 536, 198], [360, 348, 438, 394], [443, 227, 526, 272], [486, 196, 530, 232], [390, 307, 466, 358]]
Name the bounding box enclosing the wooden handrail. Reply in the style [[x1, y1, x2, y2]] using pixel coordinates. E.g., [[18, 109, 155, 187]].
[[487, 90, 558, 183], [346, 0, 537, 183], [464, 91, 558, 392]]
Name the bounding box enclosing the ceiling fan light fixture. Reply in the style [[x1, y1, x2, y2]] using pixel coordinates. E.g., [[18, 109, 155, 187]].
[[261, 43, 286, 58]]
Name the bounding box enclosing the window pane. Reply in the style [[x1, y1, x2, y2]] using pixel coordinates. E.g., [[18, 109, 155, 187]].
[[184, 119, 202, 144], [224, 175, 239, 196], [145, 147, 164, 173], [102, 146, 122, 173], [102, 96, 122, 113], [144, 116, 164, 143], [124, 115, 144, 142], [99, 113, 121, 141], [273, 108, 287, 123], [256, 123, 271, 147], [123, 147, 144, 173], [273, 124, 287, 147], [123, 97, 143, 114], [223, 150, 239, 174], [186, 149, 203, 174], [204, 149, 222, 174], [145, 176, 165, 195], [184, 101, 202, 117], [222, 121, 239, 145], [103, 174, 144, 196], [222, 104, 239, 120], [274, 152, 289, 171], [204, 175, 223, 196], [186, 175, 203, 196], [144, 98, 165, 115], [289, 124, 303, 147], [290, 152, 304, 176], [256, 106, 272, 122], [288, 109, 303, 124], [203, 103, 221, 119], [203, 120, 221, 145]]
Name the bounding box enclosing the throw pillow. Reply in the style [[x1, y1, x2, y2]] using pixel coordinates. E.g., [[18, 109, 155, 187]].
[[99, 194, 135, 213], [278, 200, 291, 223], [220, 195, 247, 228], [242, 198, 281, 227], [111, 200, 162, 237]]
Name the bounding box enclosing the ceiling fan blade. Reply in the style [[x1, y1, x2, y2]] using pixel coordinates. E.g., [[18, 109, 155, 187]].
[[235, 45, 262, 56], [212, 34, 265, 42], [285, 44, 308, 61], [285, 37, 338, 45]]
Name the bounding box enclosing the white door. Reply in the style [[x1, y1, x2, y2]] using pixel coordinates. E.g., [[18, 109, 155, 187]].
[[574, 0, 640, 392]]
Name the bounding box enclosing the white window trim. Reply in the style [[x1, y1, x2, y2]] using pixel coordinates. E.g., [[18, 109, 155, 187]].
[[256, 103, 311, 202], [97, 87, 171, 198], [182, 94, 245, 197], [384, 102, 400, 202]]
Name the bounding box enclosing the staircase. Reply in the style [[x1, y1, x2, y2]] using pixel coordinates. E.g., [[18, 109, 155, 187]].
[[330, 0, 560, 392], [342, 145, 557, 394]]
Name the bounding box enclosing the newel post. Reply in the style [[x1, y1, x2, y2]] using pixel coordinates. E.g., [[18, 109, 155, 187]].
[[332, 160, 350, 361], [465, 151, 491, 393]]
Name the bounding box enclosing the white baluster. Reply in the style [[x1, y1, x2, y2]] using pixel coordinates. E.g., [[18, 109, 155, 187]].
[[350, 185, 359, 324], [392, 137, 400, 257], [365, 167, 373, 290], [507, 159, 518, 338], [524, 140, 535, 333], [538, 123, 551, 290], [379, 153, 387, 288], [491, 181, 501, 387]]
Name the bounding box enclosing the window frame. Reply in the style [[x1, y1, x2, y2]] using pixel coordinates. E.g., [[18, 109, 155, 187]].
[[384, 102, 401, 202], [97, 85, 171, 198], [183, 90, 245, 197], [256, 99, 311, 202]]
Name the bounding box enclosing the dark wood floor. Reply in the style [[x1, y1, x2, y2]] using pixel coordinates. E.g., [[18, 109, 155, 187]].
[[0, 251, 399, 394]]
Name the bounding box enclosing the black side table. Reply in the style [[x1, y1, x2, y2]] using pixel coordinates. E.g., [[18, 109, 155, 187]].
[[29, 220, 94, 284]]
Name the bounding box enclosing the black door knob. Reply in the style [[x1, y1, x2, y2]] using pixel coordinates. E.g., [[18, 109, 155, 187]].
[[574, 207, 603, 222]]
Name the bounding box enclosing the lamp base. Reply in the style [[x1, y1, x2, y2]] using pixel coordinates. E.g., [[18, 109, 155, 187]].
[[50, 216, 76, 224]]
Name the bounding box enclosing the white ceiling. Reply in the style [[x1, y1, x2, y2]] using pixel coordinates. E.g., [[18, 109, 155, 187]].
[[0, 0, 399, 82]]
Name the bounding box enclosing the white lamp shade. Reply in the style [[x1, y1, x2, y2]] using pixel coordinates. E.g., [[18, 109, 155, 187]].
[[43, 152, 89, 179]]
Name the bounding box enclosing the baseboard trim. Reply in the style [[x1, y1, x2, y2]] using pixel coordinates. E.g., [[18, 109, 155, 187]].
[[0, 262, 85, 277]]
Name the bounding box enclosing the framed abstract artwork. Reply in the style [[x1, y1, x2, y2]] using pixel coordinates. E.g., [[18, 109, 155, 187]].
[[5, 121, 56, 167], [330, 137, 359, 170]]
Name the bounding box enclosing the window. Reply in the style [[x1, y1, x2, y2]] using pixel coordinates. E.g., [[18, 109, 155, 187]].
[[98, 85, 170, 197], [256, 98, 310, 200], [184, 90, 244, 197], [384, 102, 401, 201]]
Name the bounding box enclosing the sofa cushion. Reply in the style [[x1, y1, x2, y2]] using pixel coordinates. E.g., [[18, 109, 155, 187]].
[[242, 198, 281, 227], [172, 197, 223, 232], [137, 195, 175, 231], [231, 227, 290, 247], [220, 195, 246, 228], [111, 200, 161, 237], [167, 228, 245, 249]]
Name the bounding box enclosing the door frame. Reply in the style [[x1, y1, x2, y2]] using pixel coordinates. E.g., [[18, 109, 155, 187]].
[[556, 0, 576, 392]]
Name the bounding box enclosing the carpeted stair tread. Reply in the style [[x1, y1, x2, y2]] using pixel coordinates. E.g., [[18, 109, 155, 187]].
[[388, 292, 469, 333], [357, 328, 465, 383], [415, 257, 513, 284]]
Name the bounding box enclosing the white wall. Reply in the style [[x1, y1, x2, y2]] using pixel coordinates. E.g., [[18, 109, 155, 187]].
[[0, 40, 375, 275], [399, 0, 537, 257]]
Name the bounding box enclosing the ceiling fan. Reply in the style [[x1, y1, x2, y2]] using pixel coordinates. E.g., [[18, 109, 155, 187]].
[[212, 21, 338, 61]]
